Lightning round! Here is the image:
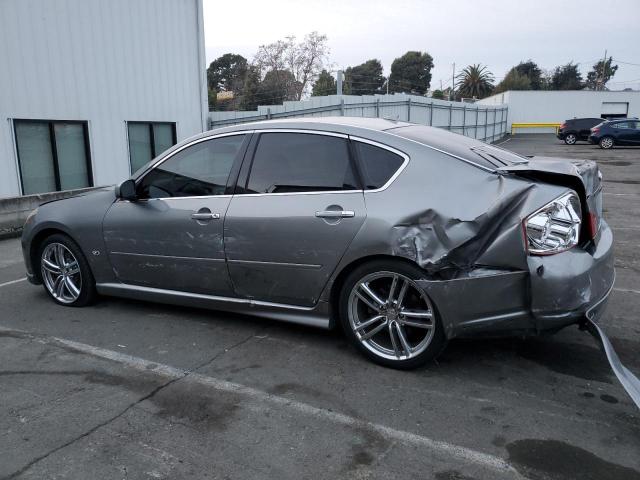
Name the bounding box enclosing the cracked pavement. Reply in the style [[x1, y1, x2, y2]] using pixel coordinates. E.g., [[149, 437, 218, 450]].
[[0, 134, 639, 479]]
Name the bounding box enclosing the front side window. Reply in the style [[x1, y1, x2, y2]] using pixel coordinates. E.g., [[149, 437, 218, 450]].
[[137, 135, 246, 199], [245, 133, 358, 193], [128, 122, 177, 173], [14, 120, 92, 195], [353, 141, 404, 190]]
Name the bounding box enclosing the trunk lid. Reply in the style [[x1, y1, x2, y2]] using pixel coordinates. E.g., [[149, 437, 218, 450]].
[[499, 156, 603, 239]]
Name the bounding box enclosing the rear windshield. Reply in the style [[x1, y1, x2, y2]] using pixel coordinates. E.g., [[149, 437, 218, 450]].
[[390, 125, 528, 170]]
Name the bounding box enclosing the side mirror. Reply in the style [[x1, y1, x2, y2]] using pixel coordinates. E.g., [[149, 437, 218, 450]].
[[116, 179, 137, 201]]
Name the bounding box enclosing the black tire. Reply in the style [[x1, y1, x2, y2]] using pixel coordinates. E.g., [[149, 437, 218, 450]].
[[37, 233, 96, 307], [338, 259, 446, 369], [599, 136, 614, 149], [564, 133, 577, 145]]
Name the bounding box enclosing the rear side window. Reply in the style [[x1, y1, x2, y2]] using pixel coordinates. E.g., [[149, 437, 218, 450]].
[[353, 141, 404, 189], [613, 122, 631, 129], [245, 133, 358, 193]]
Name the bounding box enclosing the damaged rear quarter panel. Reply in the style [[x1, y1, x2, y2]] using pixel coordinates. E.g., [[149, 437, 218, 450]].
[[325, 135, 570, 336]]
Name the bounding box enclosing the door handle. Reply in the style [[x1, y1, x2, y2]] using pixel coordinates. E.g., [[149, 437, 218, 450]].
[[315, 210, 355, 219], [191, 212, 220, 220]]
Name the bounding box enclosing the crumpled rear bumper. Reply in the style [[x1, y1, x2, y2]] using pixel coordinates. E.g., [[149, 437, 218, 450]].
[[528, 220, 615, 330], [415, 221, 615, 339]]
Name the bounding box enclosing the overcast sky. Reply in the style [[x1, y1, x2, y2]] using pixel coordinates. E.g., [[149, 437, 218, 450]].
[[203, 0, 640, 93]]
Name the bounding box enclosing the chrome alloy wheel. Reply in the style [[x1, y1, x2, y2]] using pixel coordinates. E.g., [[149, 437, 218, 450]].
[[348, 271, 436, 361], [600, 137, 613, 149], [41, 243, 82, 304], [565, 133, 577, 145]]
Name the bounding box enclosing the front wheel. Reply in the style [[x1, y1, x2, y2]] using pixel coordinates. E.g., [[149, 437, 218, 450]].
[[599, 136, 614, 149], [339, 260, 446, 369], [38, 234, 96, 307], [564, 133, 577, 145]]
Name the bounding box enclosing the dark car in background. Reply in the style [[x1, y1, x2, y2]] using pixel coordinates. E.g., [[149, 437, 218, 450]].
[[589, 119, 640, 149], [557, 118, 604, 145]]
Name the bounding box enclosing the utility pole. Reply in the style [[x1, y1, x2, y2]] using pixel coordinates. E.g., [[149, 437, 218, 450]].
[[451, 62, 455, 101], [336, 70, 343, 95], [599, 49, 607, 91]]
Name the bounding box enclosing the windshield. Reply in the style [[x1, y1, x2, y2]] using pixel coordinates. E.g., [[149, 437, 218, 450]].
[[389, 125, 528, 171]]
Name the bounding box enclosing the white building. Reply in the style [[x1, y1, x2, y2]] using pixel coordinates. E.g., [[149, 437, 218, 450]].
[[0, 0, 207, 199], [478, 90, 640, 132]]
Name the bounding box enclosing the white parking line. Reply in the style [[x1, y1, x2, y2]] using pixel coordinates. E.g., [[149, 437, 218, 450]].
[[0, 326, 520, 477], [0, 277, 27, 288], [614, 287, 640, 295], [494, 137, 512, 146]]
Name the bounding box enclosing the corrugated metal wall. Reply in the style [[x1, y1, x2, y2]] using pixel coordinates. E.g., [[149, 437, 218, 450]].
[[209, 94, 509, 143], [0, 0, 206, 198]]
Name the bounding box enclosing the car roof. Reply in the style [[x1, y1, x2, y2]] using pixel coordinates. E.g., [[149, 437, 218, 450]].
[[204, 116, 414, 137]]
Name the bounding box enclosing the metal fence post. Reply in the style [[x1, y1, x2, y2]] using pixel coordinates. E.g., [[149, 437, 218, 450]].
[[267, 108, 272, 120], [474, 106, 479, 139], [376, 98, 380, 118], [462, 104, 466, 135], [407, 98, 411, 122], [448, 103, 452, 130], [429, 103, 434, 126], [492, 109, 496, 141], [340, 98, 345, 116]]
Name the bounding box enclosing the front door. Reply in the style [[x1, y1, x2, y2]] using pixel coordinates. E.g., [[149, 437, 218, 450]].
[[225, 131, 366, 307], [103, 134, 249, 295]]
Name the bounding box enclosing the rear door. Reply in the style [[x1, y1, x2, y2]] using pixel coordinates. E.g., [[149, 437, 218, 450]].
[[103, 133, 249, 295], [612, 121, 636, 145], [224, 131, 365, 307], [631, 121, 640, 144]]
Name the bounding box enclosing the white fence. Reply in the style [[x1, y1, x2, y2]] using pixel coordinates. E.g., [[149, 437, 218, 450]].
[[209, 94, 509, 143]]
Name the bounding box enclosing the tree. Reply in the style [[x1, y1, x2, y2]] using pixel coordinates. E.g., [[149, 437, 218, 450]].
[[494, 69, 531, 93], [431, 89, 445, 100], [207, 87, 217, 110], [254, 32, 330, 100], [344, 59, 386, 95], [586, 57, 618, 90], [455, 64, 494, 99], [551, 62, 583, 90], [514, 60, 543, 90], [239, 65, 261, 110], [207, 53, 248, 92], [256, 69, 300, 105], [311, 70, 336, 96], [388, 51, 434, 94]]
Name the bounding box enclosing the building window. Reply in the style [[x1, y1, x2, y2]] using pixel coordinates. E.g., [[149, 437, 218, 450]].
[[14, 120, 93, 195], [128, 122, 177, 173]]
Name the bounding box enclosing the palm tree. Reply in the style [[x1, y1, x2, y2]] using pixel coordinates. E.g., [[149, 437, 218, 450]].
[[456, 64, 495, 99]]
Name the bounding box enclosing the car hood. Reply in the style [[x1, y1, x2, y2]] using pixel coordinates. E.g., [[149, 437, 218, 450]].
[[38, 186, 117, 207], [499, 156, 601, 197]]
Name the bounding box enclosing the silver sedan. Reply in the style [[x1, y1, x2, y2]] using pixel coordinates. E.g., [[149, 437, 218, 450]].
[[21, 117, 614, 368]]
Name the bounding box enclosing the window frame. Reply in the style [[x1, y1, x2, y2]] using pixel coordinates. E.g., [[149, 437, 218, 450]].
[[13, 118, 94, 195], [349, 136, 410, 193], [126, 121, 177, 174], [236, 129, 409, 196], [131, 131, 252, 201]]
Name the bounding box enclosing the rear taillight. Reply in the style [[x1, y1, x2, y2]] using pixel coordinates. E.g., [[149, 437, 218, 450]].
[[591, 127, 600, 134], [560, 122, 567, 130], [524, 192, 582, 255]]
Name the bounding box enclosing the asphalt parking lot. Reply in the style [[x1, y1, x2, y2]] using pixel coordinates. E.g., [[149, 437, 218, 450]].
[[0, 133, 639, 480]]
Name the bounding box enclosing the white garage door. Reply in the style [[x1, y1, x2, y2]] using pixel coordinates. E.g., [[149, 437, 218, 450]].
[[601, 102, 629, 115]]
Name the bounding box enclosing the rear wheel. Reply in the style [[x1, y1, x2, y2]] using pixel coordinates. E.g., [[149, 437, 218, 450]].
[[599, 136, 614, 149], [38, 234, 96, 307], [339, 260, 446, 369], [564, 133, 577, 145]]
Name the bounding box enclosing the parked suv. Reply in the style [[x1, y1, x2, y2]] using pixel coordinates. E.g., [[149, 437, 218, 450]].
[[557, 118, 604, 145], [589, 119, 640, 149]]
